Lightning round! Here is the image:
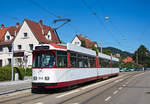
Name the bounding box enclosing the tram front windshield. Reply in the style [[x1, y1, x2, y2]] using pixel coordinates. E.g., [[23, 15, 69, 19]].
[[33, 52, 55, 68]]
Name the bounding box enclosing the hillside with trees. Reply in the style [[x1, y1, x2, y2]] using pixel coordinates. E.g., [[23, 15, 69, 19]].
[[98, 47, 133, 58]]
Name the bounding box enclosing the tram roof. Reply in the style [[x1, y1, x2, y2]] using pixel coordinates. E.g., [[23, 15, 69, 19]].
[[35, 43, 119, 61], [98, 52, 119, 62]]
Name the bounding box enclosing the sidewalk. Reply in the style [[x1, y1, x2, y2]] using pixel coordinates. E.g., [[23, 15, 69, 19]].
[[0, 77, 32, 94], [0, 77, 31, 86]]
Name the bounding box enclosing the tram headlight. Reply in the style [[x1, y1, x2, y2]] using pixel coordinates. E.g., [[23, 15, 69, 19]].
[[45, 76, 49, 80], [33, 76, 37, 80]]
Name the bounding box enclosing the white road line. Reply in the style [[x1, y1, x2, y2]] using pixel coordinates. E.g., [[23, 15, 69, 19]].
[[105, 96, 111, 101], [115, 79, 123, 83], [123, 84, 126, 87], [72, 103, 79, 104], [34, 102, 43, 104], [119, 87, 123, 90], [113, 90, 118, 95], [56, 89, 80, 98], [126, 82, 129, 84]]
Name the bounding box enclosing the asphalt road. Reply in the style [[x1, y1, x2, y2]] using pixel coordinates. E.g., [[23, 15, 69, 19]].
[[0, 79, 31, 94], [0, 71, 148, 104]]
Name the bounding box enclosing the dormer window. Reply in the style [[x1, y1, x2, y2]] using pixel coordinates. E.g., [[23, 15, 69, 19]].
[[7, 36, 10, 40], [24, 32, 28, 38], [47, 35, 50, 39], [46, 31, 51, 40]]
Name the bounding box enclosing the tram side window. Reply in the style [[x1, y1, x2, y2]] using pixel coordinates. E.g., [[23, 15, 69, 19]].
[[89, 57, 96, 68], [70, 53, 77, 67], [57, 51, 67, 67], [100, 58, 110, 68], [70, 53, 88, 68], [112, 61, 119, 68], [83, 56, 88, 68], [77, 54, 83, 67]]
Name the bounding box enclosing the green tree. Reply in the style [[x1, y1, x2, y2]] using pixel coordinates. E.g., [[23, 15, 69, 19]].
[[81, 40, 86, 48], [133, 45, 150, 67], [91, 45, 99, 54]]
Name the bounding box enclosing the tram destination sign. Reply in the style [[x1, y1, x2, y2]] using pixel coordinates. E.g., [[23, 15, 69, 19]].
[[35, 46, 49, 50]]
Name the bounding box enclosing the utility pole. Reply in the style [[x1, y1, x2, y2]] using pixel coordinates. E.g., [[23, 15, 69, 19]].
[[136, 52, 138, 65], [11, 43, 14, 81], [100, 40, 102, 53]]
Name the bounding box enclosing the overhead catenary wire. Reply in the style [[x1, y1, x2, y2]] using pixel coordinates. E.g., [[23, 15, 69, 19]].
[[27, 0, 61, 19], [81, 0, 138, 52], [81, 0, 121, 45], [27, 0, 81, 34]]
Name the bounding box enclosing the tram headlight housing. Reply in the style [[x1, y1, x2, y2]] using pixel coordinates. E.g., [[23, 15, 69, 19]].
[[45, 76, 49, 80], [33, 76, 37, 80]]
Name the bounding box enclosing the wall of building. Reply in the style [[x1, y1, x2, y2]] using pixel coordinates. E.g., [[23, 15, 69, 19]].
[[13, 21, 39, 67], [72, 36, 81, 46]]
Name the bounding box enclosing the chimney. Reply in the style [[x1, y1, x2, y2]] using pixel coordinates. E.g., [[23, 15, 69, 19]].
[[39, 20, 43, 25], [39, 20, 44, 35], [16, 22, 20, 28], [1, 24, 4, 29]]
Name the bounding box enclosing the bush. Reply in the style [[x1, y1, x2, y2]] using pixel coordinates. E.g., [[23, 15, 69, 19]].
[[15, 67, 25, 80], [0, 65, 11, 81], [25, 68, 32, 76], [0, 65, 25, 81]]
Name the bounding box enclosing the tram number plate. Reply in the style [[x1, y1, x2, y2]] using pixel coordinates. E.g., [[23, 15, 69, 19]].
[[39, 77, 44, 80]]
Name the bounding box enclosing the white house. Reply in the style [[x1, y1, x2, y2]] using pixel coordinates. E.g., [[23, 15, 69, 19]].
[[72, 34, 98, 48], [0, 24, 20, 67], [13, 19, 60, 67], [0, 19, 61, 67]]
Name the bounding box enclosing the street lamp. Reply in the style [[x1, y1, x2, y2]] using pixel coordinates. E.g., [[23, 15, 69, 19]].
[[105, 16, 109, 20], [11, 43, 14, 81]]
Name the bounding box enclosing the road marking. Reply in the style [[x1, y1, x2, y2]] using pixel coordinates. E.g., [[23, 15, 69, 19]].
[[56, 89, 80, 98], [105, 96, 111, 101], [123, 85, 126, 87], [34, 102, 43, 104], [72, 103, 79, 104], [115, 79, 124, 83], [119, 87, 123, 90], [113, 90, 118, 95]]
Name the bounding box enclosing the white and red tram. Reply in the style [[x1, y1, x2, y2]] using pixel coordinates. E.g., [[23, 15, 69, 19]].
[[32, 43, 119, 91]]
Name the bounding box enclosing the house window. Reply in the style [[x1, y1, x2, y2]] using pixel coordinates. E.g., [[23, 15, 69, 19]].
[[75, 42, 79, 45], [24, 33, 28, 38], [7, 36, 10, 40], [29, 44, 33, 50], [46, 35, 51, 40], [8, 46, 12, 52], [18, 45, 22, 50], [8, 59, 11, 64], [47, 35, 50, 39], [0, 46, 3, 52]]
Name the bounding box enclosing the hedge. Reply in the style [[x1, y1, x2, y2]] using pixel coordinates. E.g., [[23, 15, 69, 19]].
[[0, 65, 25, 81], [25, 68, 32, 76]]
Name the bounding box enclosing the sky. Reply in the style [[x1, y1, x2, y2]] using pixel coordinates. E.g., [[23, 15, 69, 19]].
[[0, 0, 150, 53]]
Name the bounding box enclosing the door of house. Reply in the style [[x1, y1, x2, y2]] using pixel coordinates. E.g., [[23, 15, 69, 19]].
[[0, 60, 2, 67]]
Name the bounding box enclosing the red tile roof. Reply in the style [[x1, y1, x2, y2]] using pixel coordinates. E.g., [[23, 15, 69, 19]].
[[122, 56, 134, 63], [0, 26, 20, 45], [24, 19, 60, 44], [76, 34, 97, 48]]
